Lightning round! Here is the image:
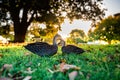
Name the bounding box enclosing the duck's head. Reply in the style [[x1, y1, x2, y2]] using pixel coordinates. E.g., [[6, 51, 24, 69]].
[[53, 34, 65, 47], [58, 38, 65, 47]]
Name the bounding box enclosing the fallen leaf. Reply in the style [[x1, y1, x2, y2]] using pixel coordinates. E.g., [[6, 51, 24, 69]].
[[8, 71, 24, 80], [50, 62, 80, 73], [12, 76, 24, 80], [0, 77, 12, 80], [24, 52, 31, 56], [60, 62, 66, 72], [24, 67, 36, 74], [59, 62, 80, 72], [3, 64, 13, 69], [23, 76, 32, 80], [69, 71, 78, 80], [1, 64, 13, 72]]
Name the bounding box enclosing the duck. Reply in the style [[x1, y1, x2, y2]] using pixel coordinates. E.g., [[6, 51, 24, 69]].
[[59, 38, 85, 54], [24, 34, 61, 56]]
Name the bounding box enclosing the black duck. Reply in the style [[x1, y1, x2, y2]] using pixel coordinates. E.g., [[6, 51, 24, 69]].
[[59, 39, 85, 54], [24, 34, 61, 56]]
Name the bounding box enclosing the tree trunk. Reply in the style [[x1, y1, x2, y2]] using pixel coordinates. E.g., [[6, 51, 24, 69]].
[[10, 6, 32, 43], [9, 9, 27, 43], [14, 23, 28, 43]]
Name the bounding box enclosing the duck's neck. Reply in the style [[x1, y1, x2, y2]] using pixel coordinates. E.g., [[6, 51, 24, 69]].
[[53, 34, 61, 46], [61, 39, 65, 47], [53, 38, 57, 46]]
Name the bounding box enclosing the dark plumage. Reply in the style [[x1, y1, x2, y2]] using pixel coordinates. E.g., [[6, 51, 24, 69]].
[[60, 39, 85, 54], [24, 34, 61, 56]]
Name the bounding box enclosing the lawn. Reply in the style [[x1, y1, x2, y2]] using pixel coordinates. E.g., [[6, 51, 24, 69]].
[[0, 44, 120, 80]]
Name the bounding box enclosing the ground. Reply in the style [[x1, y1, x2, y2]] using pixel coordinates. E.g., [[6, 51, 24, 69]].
[[0, 44, 120, 80]]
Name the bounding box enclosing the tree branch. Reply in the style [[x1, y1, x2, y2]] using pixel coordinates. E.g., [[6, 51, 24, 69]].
[[27, 10, 36, 26]]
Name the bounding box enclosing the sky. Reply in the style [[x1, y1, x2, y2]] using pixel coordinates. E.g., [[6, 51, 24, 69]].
[[58, 0, 120, 38]]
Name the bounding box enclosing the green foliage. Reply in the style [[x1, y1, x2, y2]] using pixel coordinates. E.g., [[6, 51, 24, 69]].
[[88, 15, 120, 44], [39, 24, 59, 37], [0, 44, 120, 79], [0, 0, 106, 42], [70, 29, 86, 38], [0, 25, 10, 35], [27, 22, 59, 42], [68, 29, 86, 44]]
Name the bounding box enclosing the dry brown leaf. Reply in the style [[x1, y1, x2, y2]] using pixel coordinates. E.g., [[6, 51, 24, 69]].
[[24, 52, 31, 56], [0, 77, 12, 80], [60, 62, 66, 72], [59, 62, 80, 72], [13, 76, 24, 80], [68, 71, 78, 80], [24, 67, 36, 74], [3, 64, 13, 69], [48, 60, 80, 79], [8, 71, 24, 80], [49, 62, 80, 73], [23, 76, 32, 80], [1, 64, 13, 72]]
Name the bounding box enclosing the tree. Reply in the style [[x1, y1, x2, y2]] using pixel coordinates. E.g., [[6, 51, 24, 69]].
[[68, 29, 86, 44], [0, 23, 10, 35], [0, 0, 105, 42], [28, 21, 59, 42], [70, 29, 86, 39], [0, 11, 13, 40], [88, 15, 120, 44], [0, 8, 11, 35]]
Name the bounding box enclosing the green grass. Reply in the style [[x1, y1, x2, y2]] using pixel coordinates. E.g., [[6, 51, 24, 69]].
[[0, 44, 120, 80]]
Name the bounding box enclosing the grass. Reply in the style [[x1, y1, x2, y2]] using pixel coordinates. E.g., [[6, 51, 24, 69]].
[[0, 44, 120, 80]]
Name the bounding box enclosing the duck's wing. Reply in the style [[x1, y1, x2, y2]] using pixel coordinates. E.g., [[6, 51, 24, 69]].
[[62, 45, 85, 54], [24, 42, 57, 56]]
